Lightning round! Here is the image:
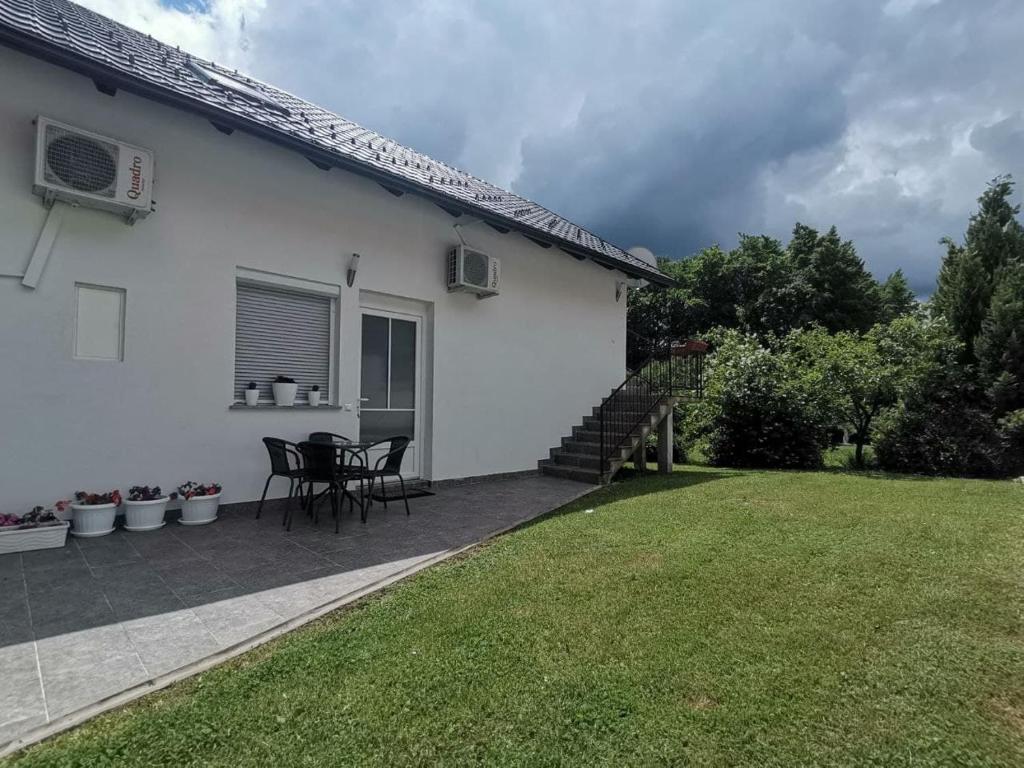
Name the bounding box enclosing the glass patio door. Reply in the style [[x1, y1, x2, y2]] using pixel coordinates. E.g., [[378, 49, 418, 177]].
[[359, 310, 420, 477]]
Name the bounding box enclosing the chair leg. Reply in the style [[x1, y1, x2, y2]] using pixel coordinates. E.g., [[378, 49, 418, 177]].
[[282, 479, 294, 528], [331, 484, 340, 534], [364, 476, 374, 523], [285, 480, 298, 531], [398, 474, 410, 516], [256, 475, 272, 519], [364, 479, 372, 528]]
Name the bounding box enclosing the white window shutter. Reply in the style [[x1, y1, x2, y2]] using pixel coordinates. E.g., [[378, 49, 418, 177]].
[[234, 282, 331, 401]]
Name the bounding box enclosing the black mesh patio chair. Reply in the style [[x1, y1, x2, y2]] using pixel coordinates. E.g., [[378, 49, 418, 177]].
[[257, 438, 306, 526], [309, 431, 353, 444], [363, 436, 412, 519], [295, 440, 345, 533]]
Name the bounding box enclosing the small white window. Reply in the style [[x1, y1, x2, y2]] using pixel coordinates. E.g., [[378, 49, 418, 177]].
[[74, 283, 125, 361]]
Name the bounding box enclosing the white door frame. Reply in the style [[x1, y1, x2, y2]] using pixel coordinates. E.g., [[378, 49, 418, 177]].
[[358, 302, 424, 480]]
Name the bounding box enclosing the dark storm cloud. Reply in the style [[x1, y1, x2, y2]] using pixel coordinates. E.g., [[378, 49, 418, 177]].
[[88, 0, 1024, 293]]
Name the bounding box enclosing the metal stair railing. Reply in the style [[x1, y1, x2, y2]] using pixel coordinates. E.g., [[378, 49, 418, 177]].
[[598, 332, 706, 483]]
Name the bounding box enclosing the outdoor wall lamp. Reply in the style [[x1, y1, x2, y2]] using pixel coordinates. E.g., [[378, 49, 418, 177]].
[[347, 253, 360, 287], [616, 277, 647, 302]]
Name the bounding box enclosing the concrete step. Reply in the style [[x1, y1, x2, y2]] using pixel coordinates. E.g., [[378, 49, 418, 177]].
[[549, 451, 603, 470], [559, 438, 634, 459], [591, 403, 659, 419], [539, 462, 604, 484]]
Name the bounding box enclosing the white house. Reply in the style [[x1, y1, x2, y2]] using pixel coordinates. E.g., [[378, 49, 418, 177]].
[[0, 0, 679, 511]]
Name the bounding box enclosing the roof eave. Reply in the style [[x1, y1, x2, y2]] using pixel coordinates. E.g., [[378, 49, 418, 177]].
[[0, 24, 673, 287]]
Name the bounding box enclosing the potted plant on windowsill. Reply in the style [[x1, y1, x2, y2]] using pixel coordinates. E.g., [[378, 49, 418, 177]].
[[0, 504, 69, 554], [123, 486, 176, 532], [308, 384, 321, 407], [70, 490, 122, 538], [244, 381, 260, 407], [177, 482, 222, 525], [272, 375, 297, 406]]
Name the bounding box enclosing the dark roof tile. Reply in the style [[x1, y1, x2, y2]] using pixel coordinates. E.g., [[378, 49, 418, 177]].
[[0, 0, 669, 284]]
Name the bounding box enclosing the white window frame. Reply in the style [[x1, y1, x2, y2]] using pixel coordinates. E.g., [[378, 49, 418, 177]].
[[233, 267, 341, 406]]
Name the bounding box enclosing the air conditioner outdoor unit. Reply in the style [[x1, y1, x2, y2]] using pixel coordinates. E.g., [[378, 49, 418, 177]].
[[33, 116, 154, 223], [447, 244, 500, 297]]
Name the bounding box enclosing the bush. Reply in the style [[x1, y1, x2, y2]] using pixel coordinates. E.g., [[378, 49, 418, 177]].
[[874, 402, 1008, 477], [688, 330, 832, 469], [873, 342, 1021, 477]]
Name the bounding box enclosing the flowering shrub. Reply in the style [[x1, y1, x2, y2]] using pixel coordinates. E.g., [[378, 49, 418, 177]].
[[74, 490, 122, 506], [0, 506, 64, 530], [686, 329, 833, 469], [127, 486, 176, 502], [178, 482, 221, 499]]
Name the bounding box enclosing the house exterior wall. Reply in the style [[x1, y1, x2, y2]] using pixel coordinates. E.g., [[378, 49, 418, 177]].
[[0, 46, 628, 509]]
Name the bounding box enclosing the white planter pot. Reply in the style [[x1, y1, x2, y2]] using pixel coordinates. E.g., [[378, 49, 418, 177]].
[[272, 382, 298, 406], [244, 389, 260, 406], [0, 521, 69, 554], [70, 503, 118, 538], [308, 390, 321, 407], [179, 493, 220, 525], [123, 497, 169, 532]]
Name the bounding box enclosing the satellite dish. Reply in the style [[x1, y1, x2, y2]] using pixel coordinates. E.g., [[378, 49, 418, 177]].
[[627, 246, 658, 269], [626, 246, 657, 289]]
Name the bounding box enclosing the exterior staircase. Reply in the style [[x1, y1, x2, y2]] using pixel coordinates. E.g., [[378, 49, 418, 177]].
[[539, 395, 681, 484], [540, 335, 706, 485]]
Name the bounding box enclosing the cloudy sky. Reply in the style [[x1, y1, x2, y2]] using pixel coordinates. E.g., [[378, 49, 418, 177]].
[[80, 0, 1024, 294]]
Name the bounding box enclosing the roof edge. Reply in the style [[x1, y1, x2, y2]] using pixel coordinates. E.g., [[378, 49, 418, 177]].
[[0, 22, 673, 287]]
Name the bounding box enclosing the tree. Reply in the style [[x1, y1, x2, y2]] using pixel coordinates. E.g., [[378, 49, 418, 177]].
[[933, 175, 1024, 362], [873, 327, 1010, 478], [794, 225, 881, 333], [627, 222, 885, 344], [796, 317, 939, 468], [976, 261, 1024, 415], [878, 269, 918, 323]]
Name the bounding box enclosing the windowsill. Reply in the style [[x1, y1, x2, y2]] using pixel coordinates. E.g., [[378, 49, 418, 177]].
[[229, 404, 344, 411]]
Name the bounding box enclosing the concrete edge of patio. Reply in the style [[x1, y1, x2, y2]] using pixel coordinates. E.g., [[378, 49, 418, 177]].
[[0, 483, 599, 759]]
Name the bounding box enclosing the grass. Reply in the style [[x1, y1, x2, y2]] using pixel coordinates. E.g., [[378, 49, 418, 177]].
[[824, 443, 876, 470], [8, 467, 1024, 767]]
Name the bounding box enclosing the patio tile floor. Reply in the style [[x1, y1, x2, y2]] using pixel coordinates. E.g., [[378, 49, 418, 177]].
[[0, 474, 592, 752]]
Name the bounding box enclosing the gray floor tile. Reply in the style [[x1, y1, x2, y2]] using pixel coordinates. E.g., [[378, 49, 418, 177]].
[[158, 561, 241, 600], [20, 545, 86, 573], [0, 552, 23, 577], [0, 595, 34, 646], [0, 475, 591, 749], [42, 651, 150, 721], [0, 713, 48, 747], [191, 594, 283, 646], [103, 582, 187, 624], [76, 535, 142, 568], [120, 534, 199, 563], [176, 585, 250, 609], [0, 643, 46, 730], [122, 610, 222, 676], [29, 584, 117, 639], [36, 623, 134, 674]]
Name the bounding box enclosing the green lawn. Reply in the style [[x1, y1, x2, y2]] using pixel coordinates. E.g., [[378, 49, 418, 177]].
[[9, 467, 1024, 767]]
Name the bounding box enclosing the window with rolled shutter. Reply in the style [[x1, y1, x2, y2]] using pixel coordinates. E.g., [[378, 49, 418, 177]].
[[234, 281, 333, 402]]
